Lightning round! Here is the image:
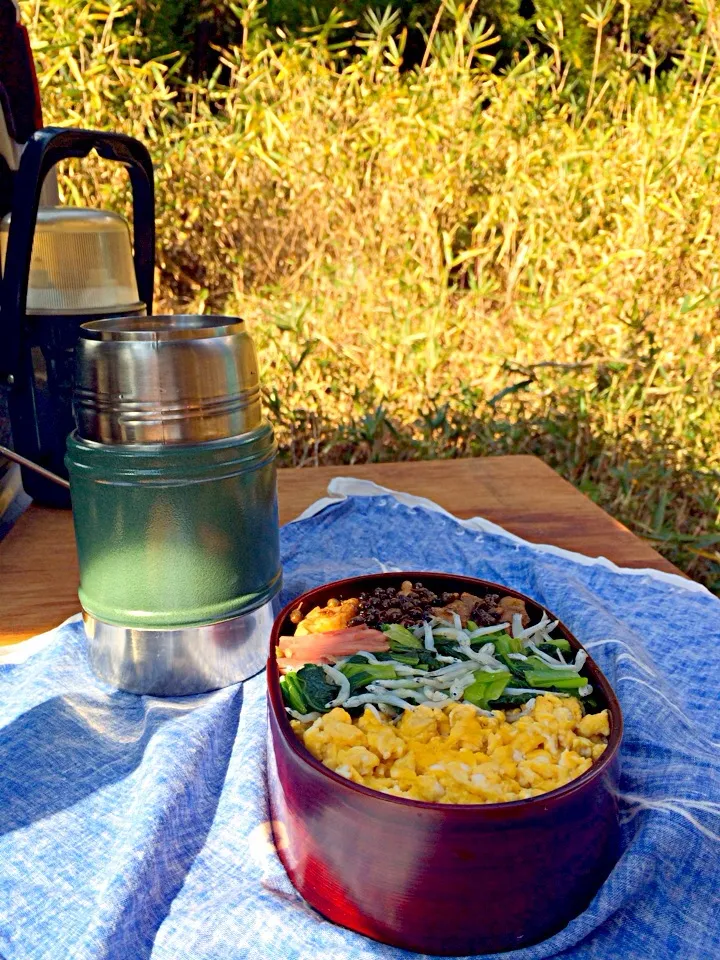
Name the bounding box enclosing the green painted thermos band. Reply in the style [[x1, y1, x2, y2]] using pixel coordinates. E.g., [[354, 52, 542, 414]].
[[65, 423, 281, 629]]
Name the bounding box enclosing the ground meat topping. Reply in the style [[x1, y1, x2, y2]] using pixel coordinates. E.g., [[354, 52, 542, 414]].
[[348, 582, 441, 629], [348, 582, 504, 630]]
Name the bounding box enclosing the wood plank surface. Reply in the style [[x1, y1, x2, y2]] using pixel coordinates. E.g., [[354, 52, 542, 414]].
[[0, 455, 681, 645]]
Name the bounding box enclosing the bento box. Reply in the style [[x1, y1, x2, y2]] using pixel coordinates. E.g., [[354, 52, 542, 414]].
[[266, 572, 623, 955]]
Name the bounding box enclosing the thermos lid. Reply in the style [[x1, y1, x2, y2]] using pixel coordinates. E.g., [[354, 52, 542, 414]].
[[74, 315, 262, 445], [0, 206, 143, 315]]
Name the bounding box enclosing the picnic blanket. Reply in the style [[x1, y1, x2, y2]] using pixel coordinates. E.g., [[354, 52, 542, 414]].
[[0, 478, 718, 960]]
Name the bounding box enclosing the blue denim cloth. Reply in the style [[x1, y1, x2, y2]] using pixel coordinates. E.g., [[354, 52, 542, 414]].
[[1, 483, 718, 960]]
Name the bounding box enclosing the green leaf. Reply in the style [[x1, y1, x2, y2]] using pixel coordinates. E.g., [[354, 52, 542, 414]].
[[296, 664, 340, 712], [538, 638, 572, 652], [382, 623, 424, 649], [526, 670, 585, 690], [280, 672, 309, 714], [463, 669, 511, 708], [339, 661, 397, 693], [489, 692, 537, 707]]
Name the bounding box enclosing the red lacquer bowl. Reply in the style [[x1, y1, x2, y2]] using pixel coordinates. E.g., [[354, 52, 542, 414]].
[[266, 573, 623, 956]]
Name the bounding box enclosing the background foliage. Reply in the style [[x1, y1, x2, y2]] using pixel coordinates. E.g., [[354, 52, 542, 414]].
[[128, 0, 700, 75], [24, 0, 720, 591]]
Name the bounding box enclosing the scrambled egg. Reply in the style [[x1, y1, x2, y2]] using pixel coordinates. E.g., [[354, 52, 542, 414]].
[[292, 598, 360, 636], [291, 694, 610, 804]]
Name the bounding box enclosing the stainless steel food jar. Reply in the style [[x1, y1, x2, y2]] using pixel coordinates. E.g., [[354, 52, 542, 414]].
[[65, 315, 281, 696]]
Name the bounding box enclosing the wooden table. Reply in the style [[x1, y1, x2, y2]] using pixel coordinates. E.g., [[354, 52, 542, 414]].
[[0, 456, 681, 645]]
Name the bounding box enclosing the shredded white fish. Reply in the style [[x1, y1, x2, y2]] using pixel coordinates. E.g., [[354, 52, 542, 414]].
[[521, 611, 549, 634], [528, 643, 580, 671], [367, 682, 424, 699], [422, 687, 453, 704], [457, 644, 506, 671], [449, 672, 477, 699], [288, 709, 321, 723], [423, 619, 436, 652], [427, 660, 474, 677], [433, 627, 470, 642], [393, 664, 434, 676], [344, 692, 416, 710], [323, 664, 351, 707], [355, 650, 380, 663], [421, 675, 457, 690], [454, 644, 489, 664], [467, 622, 510, 639]]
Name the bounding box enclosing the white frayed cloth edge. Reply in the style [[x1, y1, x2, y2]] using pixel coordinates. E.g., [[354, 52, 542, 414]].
[[292, 477, 712, 597]]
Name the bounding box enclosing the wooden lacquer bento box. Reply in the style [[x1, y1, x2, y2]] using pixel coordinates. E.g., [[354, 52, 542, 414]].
[[266, 573, 623, 956]]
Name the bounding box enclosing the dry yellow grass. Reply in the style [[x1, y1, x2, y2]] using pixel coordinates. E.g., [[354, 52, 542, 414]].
[[28, 1, 720, 589]]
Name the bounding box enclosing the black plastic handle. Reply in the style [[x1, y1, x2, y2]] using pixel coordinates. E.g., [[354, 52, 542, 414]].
[[0, 126, 155, 383]]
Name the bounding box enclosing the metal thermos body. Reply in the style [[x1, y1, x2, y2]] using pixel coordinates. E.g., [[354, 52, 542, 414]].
[[65, 315, 281, 696]]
